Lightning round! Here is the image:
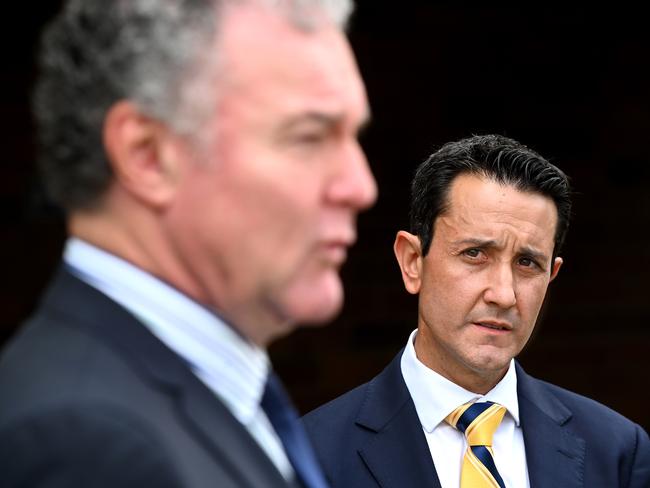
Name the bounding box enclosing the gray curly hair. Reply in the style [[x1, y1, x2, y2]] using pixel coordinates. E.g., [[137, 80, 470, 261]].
[[33, 0, 354, 210]]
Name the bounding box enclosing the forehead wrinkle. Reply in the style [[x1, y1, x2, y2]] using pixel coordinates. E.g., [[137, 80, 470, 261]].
[[449, 181, 555, 237], [215, 6, 368, 129], [219, 7, 347, 85], [439, 207, 554, 257]]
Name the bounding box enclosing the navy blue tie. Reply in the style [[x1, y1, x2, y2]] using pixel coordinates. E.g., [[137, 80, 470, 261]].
[[261, 373, 329, 488]]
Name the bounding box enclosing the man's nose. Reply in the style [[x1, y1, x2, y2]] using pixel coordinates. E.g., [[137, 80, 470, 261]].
[[483, 263, 517, 309], [326, 140, 377, 210]]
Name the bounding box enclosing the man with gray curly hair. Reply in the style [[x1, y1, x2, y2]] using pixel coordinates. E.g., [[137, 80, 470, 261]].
[[0, 0, 376, 486]]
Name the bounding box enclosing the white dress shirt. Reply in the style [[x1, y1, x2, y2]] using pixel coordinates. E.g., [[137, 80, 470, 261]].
[[63, 238, 295, 481], [401, 329, 530, 488]]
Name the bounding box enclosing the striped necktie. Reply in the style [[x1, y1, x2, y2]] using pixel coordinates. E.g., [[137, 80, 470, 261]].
[[445, 401, 507, 488]]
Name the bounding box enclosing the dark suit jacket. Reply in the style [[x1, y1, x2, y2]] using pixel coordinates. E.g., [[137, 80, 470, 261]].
[[302, 351, 650, 488], [0, 267, 299, 488]]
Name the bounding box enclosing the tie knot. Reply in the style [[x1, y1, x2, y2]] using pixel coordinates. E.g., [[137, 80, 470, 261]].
[[445, 401, 506, 447]]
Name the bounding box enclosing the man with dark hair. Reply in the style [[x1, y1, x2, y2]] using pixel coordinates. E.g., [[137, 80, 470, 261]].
[[303, 134, 650, 487], [0, 0, 376, 486]]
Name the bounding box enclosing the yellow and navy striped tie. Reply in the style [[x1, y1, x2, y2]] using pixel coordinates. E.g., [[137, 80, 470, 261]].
[[445, 401, 507, 488]]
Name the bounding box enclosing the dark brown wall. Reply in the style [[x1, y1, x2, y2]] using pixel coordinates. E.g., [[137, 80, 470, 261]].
[[3, 2, 649, 431]]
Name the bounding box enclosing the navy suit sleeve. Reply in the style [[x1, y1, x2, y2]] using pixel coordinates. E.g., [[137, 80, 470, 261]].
[[0, 405, 184, 488], [627, 423, 650, 488]]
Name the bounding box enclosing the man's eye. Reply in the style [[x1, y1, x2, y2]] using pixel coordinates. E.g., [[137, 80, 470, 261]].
[[519, 257, 537, 268], [291, 132, 326, 145], [463, 248, 482, 259]]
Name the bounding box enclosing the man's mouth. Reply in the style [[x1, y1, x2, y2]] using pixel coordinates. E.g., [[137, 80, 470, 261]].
[[473, 320, 512, 331], [322, 242, 348, 265], [320, 232, 356, 266]]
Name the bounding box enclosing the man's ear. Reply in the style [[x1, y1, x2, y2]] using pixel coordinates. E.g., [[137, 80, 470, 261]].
[[393, 230, 424, 295], [549, 256, 563, 282], [103, 100, 184, 208]]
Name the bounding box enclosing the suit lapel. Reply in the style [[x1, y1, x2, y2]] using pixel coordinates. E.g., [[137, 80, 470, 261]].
[[355, 352, 442, 488], [42, 267, 290, 488], [175, 371, 291, 488], [517, 363, 585, 488]]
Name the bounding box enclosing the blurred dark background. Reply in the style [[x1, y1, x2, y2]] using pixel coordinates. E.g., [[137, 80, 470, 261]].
[[2, 3, 649, 431]]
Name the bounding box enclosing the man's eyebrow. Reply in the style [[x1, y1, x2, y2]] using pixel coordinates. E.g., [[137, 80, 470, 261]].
[[278, 109, 372, 133], [278, 111, 344, 132], [518, 246, 549, 262], [451, 238, 497, 248], [451, 239, 550, 261]]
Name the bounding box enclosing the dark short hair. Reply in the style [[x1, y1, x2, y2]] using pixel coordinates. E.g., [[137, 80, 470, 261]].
[[410, 134, 572, 259]]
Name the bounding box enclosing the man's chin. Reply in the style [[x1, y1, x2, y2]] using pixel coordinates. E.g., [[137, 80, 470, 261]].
[[282, 273, 344, 326]]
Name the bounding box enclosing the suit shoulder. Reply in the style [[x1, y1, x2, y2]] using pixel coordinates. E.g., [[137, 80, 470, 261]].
[[1, 315, 128, 415], [529, 375, 650, 485], [532, 376, 642, 426], [0, 402, 184, 487], [301, 381, 378, 485], [522, 372, 649, 455], [303, 380, 370, 433]]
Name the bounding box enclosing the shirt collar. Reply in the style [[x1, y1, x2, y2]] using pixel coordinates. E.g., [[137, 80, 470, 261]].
[[63, 237, 270, 425], [400, 329, 520, 433]]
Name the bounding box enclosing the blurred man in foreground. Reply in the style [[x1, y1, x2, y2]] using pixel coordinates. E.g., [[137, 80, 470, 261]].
[[303, 135, 650, 487], [0, 0, 376, 486]]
